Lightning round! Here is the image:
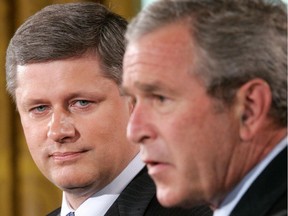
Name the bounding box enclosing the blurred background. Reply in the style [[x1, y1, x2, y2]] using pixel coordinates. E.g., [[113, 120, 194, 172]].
[[0, 0, 286, 215], [0, 1, 149, 215]]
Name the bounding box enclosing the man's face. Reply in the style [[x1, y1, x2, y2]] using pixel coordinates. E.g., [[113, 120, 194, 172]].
[[15, 55, 139, 195], [123, 24, 240, 207]]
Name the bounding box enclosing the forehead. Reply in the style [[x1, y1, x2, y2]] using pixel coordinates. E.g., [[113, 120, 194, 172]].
[[15, 56, 117, 102], [125, 23, 193, 62], [16, 56, 103, 82], [123, 23, 196, 88]]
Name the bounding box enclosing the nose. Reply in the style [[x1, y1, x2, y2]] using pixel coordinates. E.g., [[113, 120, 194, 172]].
[[47, 110, 76, 143], [127, 103, 156, 145]]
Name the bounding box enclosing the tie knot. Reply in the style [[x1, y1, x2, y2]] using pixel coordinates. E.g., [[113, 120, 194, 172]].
[[66, 212, 75, 216]]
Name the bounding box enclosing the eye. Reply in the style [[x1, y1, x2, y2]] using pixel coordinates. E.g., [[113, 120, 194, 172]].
[[156, 95, 166, 102], [70, 100, 96, 111], [72, 100, 91, 108], [78, 100, 90, 106], [153, 94, 167, 104], [28, 105, 50, 118], [31, 105, 48, 113], [149, 93, 174, 114]]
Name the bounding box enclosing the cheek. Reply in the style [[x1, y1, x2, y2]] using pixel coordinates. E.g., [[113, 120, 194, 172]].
[[86, 102, 129, 135], [165, 112, 215, 165], [20, 118, 50, 168], [21, 120, 44, 150], [81, 116, 128, 157], [83, 119, 119, 142], [20, 112, 49, 137]]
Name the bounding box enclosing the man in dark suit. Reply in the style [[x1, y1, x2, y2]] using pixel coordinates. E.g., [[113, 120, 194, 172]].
[[5, 2, 212, 216], [122, 0, 287, 215]]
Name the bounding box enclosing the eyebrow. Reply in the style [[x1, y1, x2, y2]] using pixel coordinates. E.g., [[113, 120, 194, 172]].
[[21, 98, 49, 111], [122, 81, 171, 96], [21, 91, 101, 108]]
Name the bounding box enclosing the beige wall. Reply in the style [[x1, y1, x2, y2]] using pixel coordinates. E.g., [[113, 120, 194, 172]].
[[0, 0, 140, 215]]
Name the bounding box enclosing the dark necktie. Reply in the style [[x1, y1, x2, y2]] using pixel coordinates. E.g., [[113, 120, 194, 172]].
[[66, 212, 75, 216]]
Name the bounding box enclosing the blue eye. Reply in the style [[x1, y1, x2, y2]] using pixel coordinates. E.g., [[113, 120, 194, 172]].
[[35, 105, 47, 112], [78, 100, 89, 106], [28, 105, 49, 117], [70, 100, 94, 112], [72, 100, 92, 109]]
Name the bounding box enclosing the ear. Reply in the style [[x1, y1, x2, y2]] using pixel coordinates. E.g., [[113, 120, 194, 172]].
[[236, 79, 272, 141]]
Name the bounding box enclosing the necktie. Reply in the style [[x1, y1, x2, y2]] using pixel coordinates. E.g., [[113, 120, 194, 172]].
[[66, 212, 75, 216]]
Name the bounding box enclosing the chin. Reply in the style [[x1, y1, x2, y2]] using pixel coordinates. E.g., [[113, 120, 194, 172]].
[[51, 175, 90, 190], [57, 181, 94, 195], [156, 185, 180, 207], [156, 184, 201, 208]]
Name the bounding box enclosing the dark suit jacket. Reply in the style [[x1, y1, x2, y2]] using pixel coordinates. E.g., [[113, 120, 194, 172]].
[[230, 147, 287, 216], [47, 167, 212, 216]]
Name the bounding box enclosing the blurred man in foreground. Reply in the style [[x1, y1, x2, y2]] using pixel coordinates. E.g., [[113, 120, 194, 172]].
[[122, 0, 287, 215]]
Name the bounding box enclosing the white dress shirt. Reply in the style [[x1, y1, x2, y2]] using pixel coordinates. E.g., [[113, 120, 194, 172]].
[[60, 153, 145, 216], [213, 136, 287, 216]]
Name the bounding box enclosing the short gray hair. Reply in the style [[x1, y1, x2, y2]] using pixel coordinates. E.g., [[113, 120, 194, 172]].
[[126, 0, 287, 127]]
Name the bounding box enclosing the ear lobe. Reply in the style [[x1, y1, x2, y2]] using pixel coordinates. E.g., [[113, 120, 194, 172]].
[[238, 79, 272, 141]]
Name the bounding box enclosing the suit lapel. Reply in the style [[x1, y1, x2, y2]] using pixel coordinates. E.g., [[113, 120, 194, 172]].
[[104, 201, 120, 216], [46, 207, 61, 216], [105, 167, 156, 216], [231, 147, 287, 216]]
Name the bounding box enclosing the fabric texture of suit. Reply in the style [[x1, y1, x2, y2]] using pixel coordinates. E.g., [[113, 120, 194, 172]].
[[230, 147, 287, 216], [47, 167, 212, 216]]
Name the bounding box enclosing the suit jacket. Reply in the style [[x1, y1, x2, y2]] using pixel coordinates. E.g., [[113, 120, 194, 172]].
[[47, 167, 212, 216], [230, 147, 287, 216]]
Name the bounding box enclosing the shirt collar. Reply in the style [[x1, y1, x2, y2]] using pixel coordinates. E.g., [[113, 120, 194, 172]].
[[213, 136, 287, 216], [61, 153, 145, 216]]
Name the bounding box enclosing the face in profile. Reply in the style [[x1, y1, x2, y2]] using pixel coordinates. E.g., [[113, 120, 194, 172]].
[[15, 55, 139, 195], [123, 23, 240, 208]]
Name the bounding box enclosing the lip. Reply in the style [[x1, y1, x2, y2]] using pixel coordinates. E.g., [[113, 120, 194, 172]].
[[144, 160, 170, 177], [49, 150, 87, 161]]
